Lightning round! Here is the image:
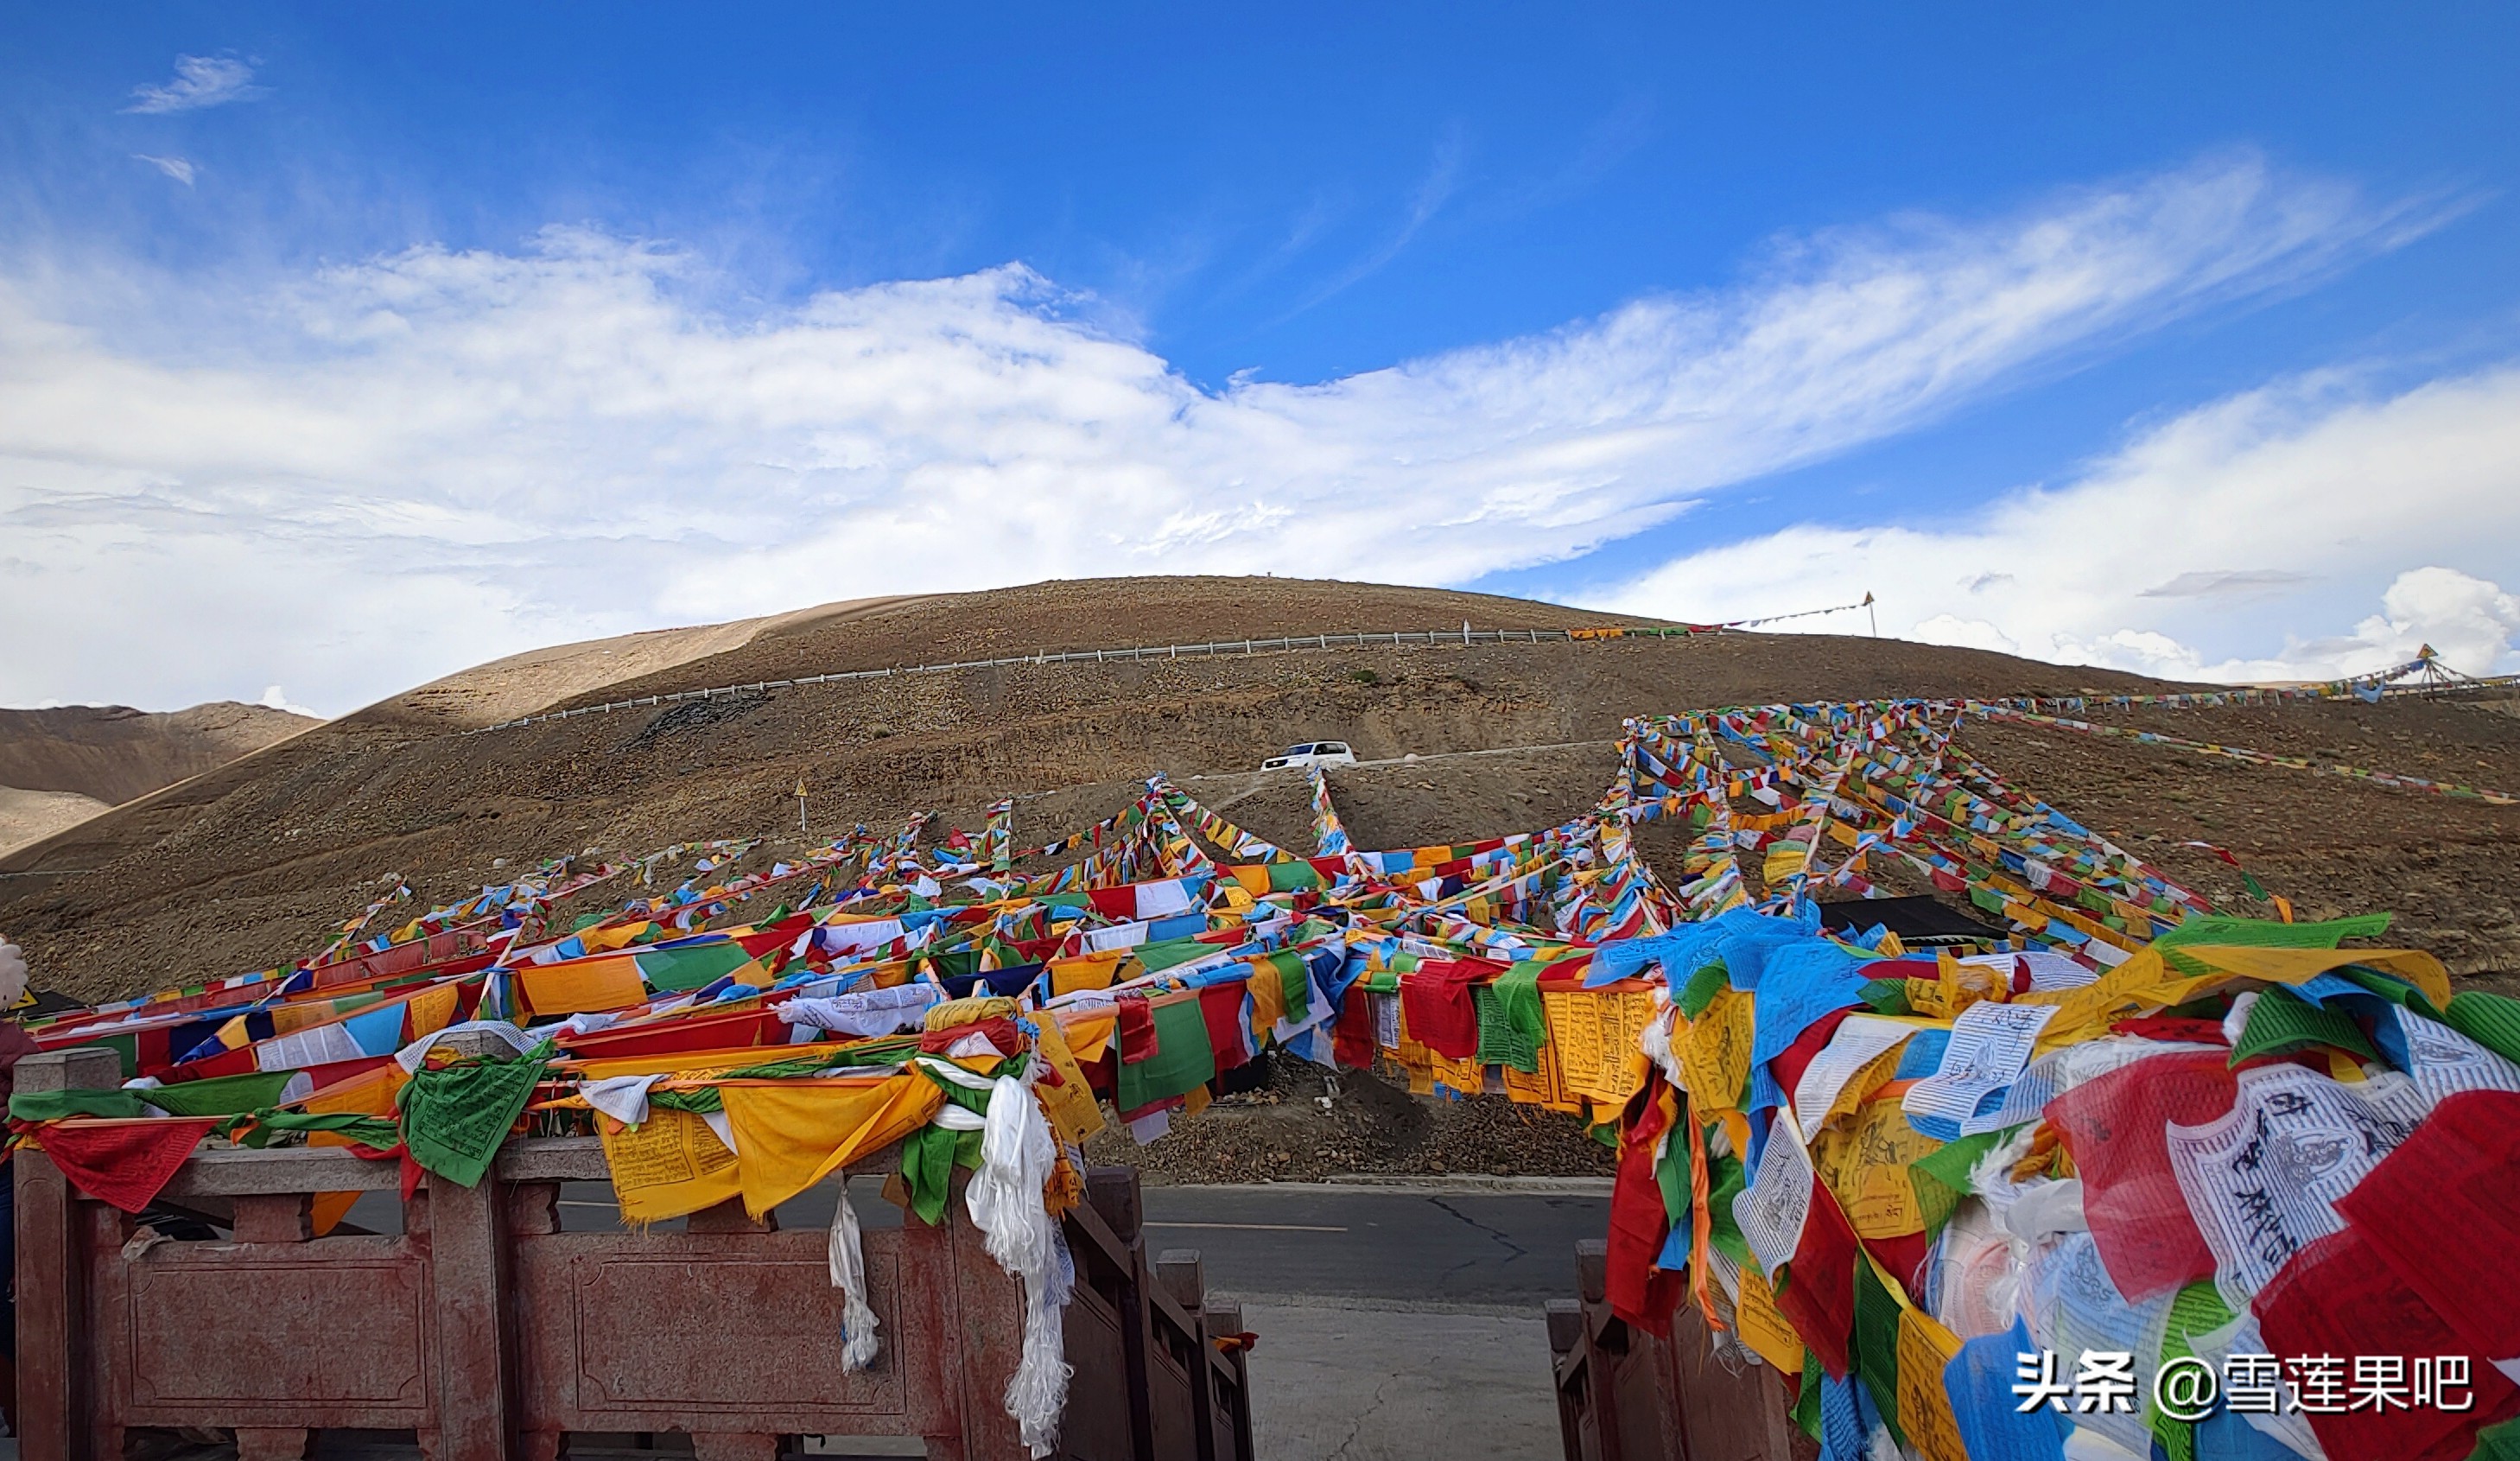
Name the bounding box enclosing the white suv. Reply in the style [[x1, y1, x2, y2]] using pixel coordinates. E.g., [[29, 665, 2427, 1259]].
[[1262, 740, 1357, 771]]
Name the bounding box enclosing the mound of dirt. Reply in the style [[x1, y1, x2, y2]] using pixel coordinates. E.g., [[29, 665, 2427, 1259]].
[[379, 594, 936, 730], [0, 787, 110, 861], [1086, 1054, 1618, 1185], [0, 702, 317, 805], [5, 576, 2514, 1007], [0, 702, 319, 858]]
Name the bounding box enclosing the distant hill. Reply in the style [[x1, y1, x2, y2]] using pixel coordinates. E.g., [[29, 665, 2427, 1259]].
[[3, 575, 2515, 1000], [0, 702, 319, 856]]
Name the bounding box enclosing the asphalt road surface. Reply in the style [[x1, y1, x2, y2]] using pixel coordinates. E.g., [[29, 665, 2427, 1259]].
[[352, 1178, 1609, 1312]]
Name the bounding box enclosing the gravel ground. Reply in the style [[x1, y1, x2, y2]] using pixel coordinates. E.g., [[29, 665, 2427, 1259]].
[[5, 575, 2510, 1000], [1084, 1052, 1619, 1186]]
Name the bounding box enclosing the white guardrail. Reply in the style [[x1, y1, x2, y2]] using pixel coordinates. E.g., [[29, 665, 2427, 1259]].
[[463, 626, 2520, 736], [464, 625, 1627, 734]]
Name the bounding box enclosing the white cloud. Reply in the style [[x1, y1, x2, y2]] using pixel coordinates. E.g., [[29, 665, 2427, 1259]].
[[0, 156, 2445, 714], [123, 54, 263, 115], [1594, 366, 2520, 682], [259, 685, 323, 719], [131, 155, 195, 186]]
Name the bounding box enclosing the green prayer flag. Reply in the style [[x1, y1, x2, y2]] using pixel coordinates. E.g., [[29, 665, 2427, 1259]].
[[2154, 912, 2390, 950], [2150, 1280, 2238, 1461], [88, 1034, 140, 1080], [634, 941, 757, 992], [898, 1054, 1019, 1223], [1269, 950, 1312, 1024], [1133, 937, 1215, 974], [1850, 1256, 1907, 1446], [2445, 991, 2520, 1067], [397, 1041, 554, 1187], [2231, 986, 2377, 1065], [2334, 964, 2445, 1020], [1654, 1119, 1690, 1229], [1116, 997, 1216, 1112], [1266, 861, 1323, 893], [10, 1088, 151, 1122], [225, 1109, 402, 1151], [1909, 1128, 2011, 1237], [1705, 1147, 1752, 1268], [1474, 961, 1546, 1073], [2468, 1415, 2520, 1461], [899, 1121, 983, 1225], [1674, 960, 1730, 1020], [141, 1069, 302, 1118]]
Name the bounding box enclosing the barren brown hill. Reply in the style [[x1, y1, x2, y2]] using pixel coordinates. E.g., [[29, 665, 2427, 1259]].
[[4, 576, 2516, 1005], [0, 702, 319, 857]]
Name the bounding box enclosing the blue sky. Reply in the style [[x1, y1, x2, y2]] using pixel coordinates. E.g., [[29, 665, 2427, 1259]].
[[5, 3, 2519, 713]]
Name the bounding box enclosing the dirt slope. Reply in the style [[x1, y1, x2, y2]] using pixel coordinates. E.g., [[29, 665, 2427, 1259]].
[[0, 702, 319, 857], [0, 702, 317, 805], [384, 594, 936, 729], [0, 787, 110, 860], [3, 576, 2513, 1002]]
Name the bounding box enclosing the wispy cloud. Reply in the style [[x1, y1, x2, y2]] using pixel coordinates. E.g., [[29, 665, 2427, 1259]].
[[1591, 366, 2520, 680], [2138, 569, 2311, 599], [0, 156, 2447, 712], [1500, 97, 1656, 217], [123, 54, 263, 115], [1278, 126, 1470, 319], [131, 154, 196, 186]]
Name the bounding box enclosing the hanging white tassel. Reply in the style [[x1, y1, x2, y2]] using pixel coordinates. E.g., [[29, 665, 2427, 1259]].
[[826, 1172, 881, 1373], [964, 1073, 1073, 1458]]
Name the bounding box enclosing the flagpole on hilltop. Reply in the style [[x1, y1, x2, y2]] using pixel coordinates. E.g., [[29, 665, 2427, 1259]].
[[1864, 591, 1877, 637]]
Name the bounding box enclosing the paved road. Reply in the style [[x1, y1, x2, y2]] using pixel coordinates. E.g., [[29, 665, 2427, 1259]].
[[358, 1178, 1607, 1312], [1133, 1184, 1608, 1310]]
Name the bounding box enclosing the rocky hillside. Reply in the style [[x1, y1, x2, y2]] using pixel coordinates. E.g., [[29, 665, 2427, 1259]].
[[4, 576, 2515, 1000], [0, 702, 318, 856]]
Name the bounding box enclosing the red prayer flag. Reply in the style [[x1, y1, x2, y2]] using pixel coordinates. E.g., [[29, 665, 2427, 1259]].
[[1399, 959, 1491, 1061], [2255, 1224, 2520, 1461], [1333, 987, 1376, 1069], [1114, 994, 1159, 1064], [35, 1117, 219, 1213], [1858, 1228, 1935, 1302], [1775, 1177, 1862, 1378], [1197, 985, 1252, 1072], [1768, 1008, 1855, 1099], [1606, 1085, 1684, 1335], [2045, 1049, 2235, 1299], [2334, 1089, 2520, 1363]]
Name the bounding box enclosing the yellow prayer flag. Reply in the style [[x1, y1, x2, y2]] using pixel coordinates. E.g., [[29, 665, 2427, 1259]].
[[1049, 950, 1125, 996], [1029, 1013, 1106, 1147], [1057, 1011, 1117, 1064], [1811, 1096, 1938, 1239], [1894, 1307, 1970, 1461], [404, 979, 461, 1042], [302, 1061, 410, 1236], [720, 1072, 943, 1216], [599, 1107, 743, 1223], [518, 951, 647, 1017], [1734, 1264, 1806, 1375], [1681, 988, 1755, 1111]]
